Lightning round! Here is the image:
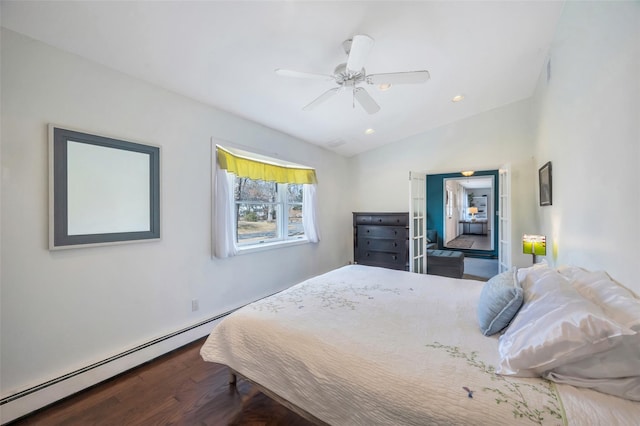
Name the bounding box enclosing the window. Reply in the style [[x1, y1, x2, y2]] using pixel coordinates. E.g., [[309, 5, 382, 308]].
[[234, 177, 305, 246], [213, 144, 319, 258]]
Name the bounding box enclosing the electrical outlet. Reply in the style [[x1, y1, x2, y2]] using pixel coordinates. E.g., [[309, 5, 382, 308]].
[[191, 299, 199, 312]]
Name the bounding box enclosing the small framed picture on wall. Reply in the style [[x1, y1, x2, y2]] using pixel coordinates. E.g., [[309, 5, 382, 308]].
[[539, 161, 552, 206]]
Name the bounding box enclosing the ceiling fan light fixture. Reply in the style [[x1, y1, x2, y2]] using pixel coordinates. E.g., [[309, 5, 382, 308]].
[[452, 94, 465, 102], [364, 128, 375, 135], [378, 83, 392, 91], [461, 170, 474, 177]]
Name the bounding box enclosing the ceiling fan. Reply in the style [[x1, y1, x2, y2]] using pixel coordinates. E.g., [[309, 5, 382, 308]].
[[275, 34, 430, 114]]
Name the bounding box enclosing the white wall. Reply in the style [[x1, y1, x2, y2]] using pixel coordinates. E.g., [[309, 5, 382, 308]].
[[348, 98, 538, 267], [1, 28, 350, 408], [444, 180, 457, 243], [531, 1, 640, 291]]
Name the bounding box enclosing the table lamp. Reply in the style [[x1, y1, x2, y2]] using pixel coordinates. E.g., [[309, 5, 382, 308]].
[[522, 234, 546, 264], [468, 207, 478, 222]]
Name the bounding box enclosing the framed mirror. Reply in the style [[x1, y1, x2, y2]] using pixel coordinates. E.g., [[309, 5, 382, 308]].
[[442, 176, 495, 252], [49, 125, 160, 249]]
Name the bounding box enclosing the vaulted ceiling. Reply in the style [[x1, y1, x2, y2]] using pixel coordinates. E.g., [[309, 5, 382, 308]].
[[1, 1, 564, 156]]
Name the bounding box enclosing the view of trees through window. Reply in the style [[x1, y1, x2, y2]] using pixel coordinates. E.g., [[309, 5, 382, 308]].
[[234, 177, 304, 245]]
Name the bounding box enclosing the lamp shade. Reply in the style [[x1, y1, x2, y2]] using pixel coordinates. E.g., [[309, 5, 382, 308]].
[[522, 234, 546, 256], [468, 207, 478, 214]]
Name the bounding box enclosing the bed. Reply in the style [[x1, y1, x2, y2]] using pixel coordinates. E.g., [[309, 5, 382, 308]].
[[200, 264, 640, 425]]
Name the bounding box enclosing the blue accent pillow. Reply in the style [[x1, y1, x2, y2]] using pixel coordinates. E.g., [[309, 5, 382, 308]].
[[477, 268, 524, 336]]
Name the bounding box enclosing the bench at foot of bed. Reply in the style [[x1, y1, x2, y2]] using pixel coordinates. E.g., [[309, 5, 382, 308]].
[[427, 249, 464, 278]]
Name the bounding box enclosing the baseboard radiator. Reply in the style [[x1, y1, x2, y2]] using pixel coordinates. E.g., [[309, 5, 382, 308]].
[[0, 310, 234, 424]]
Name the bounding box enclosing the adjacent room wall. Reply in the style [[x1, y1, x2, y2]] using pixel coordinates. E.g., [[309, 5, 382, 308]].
[[0, 28, 350, 417], [348, 98, 538, 268], [530, 1, 640, 291]]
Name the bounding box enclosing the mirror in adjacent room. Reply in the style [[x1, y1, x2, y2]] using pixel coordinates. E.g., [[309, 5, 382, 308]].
[[442, 176, 494, 252]]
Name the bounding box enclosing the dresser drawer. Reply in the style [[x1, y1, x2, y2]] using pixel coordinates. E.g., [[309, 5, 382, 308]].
[[353, 213, 408, 226], [357, 250, 407, 269], [357, 237, 406, 252], [357, 225, 408, 239]]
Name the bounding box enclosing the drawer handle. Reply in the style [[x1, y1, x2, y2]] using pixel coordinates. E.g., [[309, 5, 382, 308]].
[[367, 241, 370, 245], [366, 229, 370, 233], [394, 242, 398, 247], [378, 218, 383, 222], [392, 255, 397, 260]]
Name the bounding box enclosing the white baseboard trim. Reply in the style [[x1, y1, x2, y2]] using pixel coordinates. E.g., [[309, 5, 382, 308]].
[[0, 312, 232, 424]]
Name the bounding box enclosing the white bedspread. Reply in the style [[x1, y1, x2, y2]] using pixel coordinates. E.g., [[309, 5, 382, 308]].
[[200, 265, 640, 425]]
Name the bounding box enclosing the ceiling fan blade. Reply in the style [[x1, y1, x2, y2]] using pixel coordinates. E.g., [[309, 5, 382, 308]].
[[275, 68, 334, 81], [367, 70, 430, 85], [303, 87, 340, 111], [353, 87, 380, 114], [346, 34, 374, 73]]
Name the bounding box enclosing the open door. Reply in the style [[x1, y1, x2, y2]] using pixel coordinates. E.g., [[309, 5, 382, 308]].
[[409, 171, 427, 273], [498, 164, 512, 272]]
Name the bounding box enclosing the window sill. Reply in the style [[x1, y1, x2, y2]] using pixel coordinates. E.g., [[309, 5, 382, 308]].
[[237, 238, 310, 255]]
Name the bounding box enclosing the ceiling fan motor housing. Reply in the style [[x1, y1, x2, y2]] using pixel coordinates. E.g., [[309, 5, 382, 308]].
[[333, 63, 365, 87]]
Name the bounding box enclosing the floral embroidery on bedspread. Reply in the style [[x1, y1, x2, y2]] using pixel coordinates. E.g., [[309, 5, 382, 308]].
[[251, 279, 404, 313], [426, 342, 564, 425]]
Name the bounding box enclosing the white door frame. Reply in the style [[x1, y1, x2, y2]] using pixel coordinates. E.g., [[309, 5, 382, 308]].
[[421, 167, 512, 272], [498, 164, 512, 272], [409, 171, 427, 273]]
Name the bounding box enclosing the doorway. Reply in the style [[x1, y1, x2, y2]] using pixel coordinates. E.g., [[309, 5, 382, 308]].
[[426, 170, 499, 259], [443, 176, 494, 252]]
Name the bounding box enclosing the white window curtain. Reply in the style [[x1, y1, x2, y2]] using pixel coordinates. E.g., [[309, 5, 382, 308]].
[[213, 154, 238, 259], [303, 183, 320, 243]]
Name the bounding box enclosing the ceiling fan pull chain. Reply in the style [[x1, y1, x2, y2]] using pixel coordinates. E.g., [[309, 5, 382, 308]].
[[352, 88, 356, 109]]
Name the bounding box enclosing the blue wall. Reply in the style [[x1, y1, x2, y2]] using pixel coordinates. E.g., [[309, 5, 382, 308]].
[[426, 170, 499, 258]]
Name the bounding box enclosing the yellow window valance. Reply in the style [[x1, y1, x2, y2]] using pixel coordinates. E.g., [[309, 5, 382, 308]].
[[217, 146, 317, 184]]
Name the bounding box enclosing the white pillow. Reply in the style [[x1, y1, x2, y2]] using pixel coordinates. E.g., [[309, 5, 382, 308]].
[[497, 267, 635, 377], [544, 337, 640, 401], [557, 265, 640, 331], [515, 260, 550, 284], [548, 266, 640, 400], [544, 371, 640, 401]]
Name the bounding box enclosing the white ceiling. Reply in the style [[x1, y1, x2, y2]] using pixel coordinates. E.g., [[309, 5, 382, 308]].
[[452, 177, 493, 189], [1, 1, 564, 157]]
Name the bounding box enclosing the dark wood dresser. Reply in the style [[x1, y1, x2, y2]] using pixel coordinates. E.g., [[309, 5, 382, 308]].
[[353, 212, 409, 271]]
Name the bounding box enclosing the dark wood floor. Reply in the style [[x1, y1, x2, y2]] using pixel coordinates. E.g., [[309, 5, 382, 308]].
[[11, 337, 314, 426]]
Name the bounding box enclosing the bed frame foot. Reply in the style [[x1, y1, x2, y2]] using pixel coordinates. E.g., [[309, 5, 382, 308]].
[[229, 371, 237, 386]]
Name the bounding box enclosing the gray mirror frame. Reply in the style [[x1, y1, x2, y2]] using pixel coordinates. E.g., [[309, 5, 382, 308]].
[[49, 125, 160, 249]]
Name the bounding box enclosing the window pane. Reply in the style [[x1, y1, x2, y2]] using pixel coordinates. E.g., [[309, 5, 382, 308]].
[[236, 202, 280, 244], [234, 178, 277, 202], [287, 184, 303, 203], [232, 178, 309, 246], [288, 202, 304, 237]]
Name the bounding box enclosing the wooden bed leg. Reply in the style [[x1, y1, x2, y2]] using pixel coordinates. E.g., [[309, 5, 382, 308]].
[[229, 371, 237, 386]]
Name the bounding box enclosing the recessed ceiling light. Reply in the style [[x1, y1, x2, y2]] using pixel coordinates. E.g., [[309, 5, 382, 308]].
[[452, 94, 465, 102], [364, 128, 375, 135], [378, 83, 392, 91]]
